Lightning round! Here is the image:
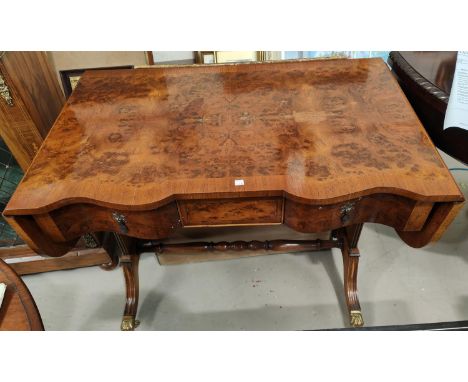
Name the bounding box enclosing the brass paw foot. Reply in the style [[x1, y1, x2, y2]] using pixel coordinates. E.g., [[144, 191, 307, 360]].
[[350, 310, 364, 327], [121, 315, 140, 331]]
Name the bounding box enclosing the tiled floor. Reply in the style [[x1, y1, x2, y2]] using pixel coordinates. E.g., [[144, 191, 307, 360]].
[[19, 151, 468, 330]]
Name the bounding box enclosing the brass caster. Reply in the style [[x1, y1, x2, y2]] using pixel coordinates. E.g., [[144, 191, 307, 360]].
[[350, 310, 364, 327], [121, 315, 140, 331]]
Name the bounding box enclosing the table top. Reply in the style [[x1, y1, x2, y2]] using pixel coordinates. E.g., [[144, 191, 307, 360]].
[[5, 58, 463, 215]]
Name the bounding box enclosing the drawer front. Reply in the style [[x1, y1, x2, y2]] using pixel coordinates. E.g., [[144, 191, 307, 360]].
[[47, 202, 182, 241], [284, 194, 433, 233], [37, 194, 431, 243], [178, 197, 283, 226]]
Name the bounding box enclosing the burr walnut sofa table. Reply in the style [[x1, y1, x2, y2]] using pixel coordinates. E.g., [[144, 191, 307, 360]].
[[3, 59, 464, 330]]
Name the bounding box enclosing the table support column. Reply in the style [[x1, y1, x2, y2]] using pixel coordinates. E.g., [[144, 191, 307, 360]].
[[336, 224, 364, 327], [120, 252, 140, 331], [99, 233, 141, 330]]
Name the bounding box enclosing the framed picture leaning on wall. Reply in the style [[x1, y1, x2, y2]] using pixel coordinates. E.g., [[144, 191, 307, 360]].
[[60, 65, 134, 98]]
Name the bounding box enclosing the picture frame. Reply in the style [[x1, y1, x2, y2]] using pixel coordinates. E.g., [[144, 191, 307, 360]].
[[145, 51, 195, 65], [196, 51, 216, 64], [59, 65, 134, 99], [146, 51, 155, 65], [196, 51, 266, 64], [195, 51, 216, 64]]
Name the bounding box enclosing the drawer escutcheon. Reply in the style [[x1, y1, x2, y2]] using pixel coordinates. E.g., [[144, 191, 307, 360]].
[[112, 212, 129, 234]]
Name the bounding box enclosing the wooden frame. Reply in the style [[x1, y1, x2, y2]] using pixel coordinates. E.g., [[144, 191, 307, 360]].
[[0, 51, 64, 171], [196, 51, 216, 64], [388, 51, 467, 165], [0, 257, 44, 330], [145, 52, 196, 66], [146, 51, 154, 65], [195, 51, 266, 64], [0, 244, 111, 276]]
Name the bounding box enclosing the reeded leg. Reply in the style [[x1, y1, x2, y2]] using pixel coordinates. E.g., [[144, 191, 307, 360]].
[[342, 242, 363, 327], [99, 232, 120, 271], [121, 252, 140, 330], [336, 224, 364, 327], [113, 234, 140, 331]]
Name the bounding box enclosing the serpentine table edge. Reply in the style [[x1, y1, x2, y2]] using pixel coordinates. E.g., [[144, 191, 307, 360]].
[[2, 58, 465, 330]]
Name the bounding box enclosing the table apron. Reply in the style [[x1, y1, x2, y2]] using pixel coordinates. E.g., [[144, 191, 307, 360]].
[[19, 193, 435, 249]]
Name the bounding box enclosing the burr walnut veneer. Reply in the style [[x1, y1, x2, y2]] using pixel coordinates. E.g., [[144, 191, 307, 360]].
[[3, 58, 464, 330]]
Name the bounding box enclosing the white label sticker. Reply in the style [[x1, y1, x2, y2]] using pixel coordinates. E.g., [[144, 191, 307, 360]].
[[444, 51, 468, 131], [234, 179, 245, 186]]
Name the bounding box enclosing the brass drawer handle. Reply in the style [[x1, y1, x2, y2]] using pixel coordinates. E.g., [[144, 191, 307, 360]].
[[112, 212, 129, 234], [0, 73, 13, 106], [340, 201, 356, 224]]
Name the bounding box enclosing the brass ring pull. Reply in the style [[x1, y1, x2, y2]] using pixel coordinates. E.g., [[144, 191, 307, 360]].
[[112, 212, 129, 234], [340, 201, 355, 224]]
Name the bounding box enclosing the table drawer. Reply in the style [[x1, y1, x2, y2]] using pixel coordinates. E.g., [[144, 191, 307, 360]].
[[44, 202, 182, 241], [35, 194, 432, 244], [178, 197, 284, 226], [284, 194, 433, 233]]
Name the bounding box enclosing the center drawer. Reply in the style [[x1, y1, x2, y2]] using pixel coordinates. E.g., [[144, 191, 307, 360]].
[[177, 197, 284, 226]]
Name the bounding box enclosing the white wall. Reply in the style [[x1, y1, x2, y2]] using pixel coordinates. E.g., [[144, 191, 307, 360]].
[[152, 51, 195, 63]]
